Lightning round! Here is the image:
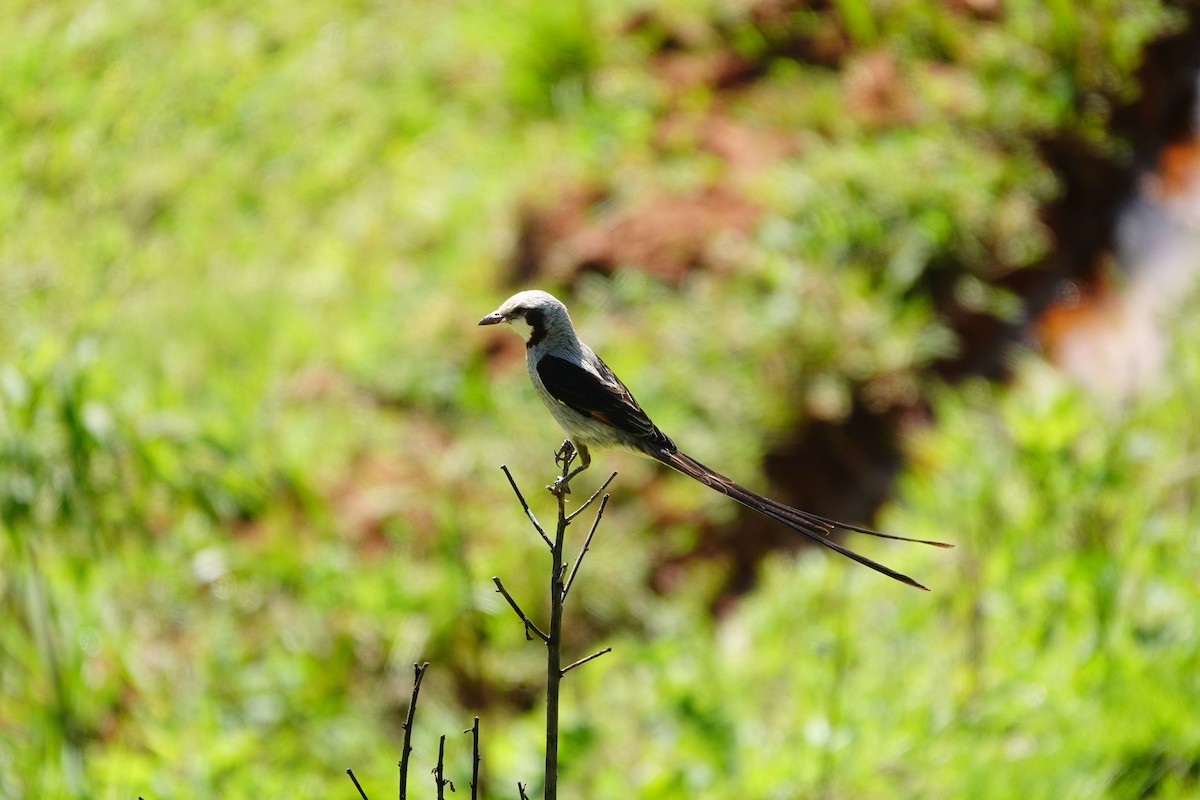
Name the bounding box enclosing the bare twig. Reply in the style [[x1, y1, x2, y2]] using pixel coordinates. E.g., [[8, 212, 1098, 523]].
[[399, 662, 430, 800], [542, 451, 572, 800], [497, 448, 614, 800], [500, 465, 552, 548], [565, 471, 617, 523], [561, 493, 611, 603], [560, 646, 612, 676], [464, 716, 481, 800], [492, 576, 549, 642], [432, 734, 455, 799], [347, 768, 370, 800]]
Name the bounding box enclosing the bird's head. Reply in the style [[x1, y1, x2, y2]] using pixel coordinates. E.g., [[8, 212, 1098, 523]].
[[478, 290, 572, 348]]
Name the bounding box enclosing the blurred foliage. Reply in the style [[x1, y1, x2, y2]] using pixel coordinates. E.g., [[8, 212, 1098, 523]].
[[1, 0, 1197, 798], [563, 311, 1200, 798]]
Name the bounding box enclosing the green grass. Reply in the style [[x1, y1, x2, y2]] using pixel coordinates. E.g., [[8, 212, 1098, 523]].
[[1, 0, 1195, 797]]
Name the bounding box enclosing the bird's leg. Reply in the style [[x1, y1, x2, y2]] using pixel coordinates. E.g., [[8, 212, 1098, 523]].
[[549, 441, 590, 496]]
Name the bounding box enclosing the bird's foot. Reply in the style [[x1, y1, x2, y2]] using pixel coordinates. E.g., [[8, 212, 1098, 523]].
[[547, 475, 572, 496], [554, 439, 577, 468]]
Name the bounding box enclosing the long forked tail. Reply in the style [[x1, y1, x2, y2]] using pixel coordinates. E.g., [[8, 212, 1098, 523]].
[[656, 449, 952, 591]]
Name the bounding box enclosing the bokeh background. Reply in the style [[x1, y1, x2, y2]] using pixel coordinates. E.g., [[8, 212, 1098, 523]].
[[3, 1, 1200, 797]]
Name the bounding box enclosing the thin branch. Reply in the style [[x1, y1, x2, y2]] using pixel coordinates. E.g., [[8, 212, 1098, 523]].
[[543, 452, 571, 800], [565, 471, 617, 523], [497, 448, 615, 800], [500, 465, 552, 548], [347, 769, 370, 800], [561, 493, 610, 603], [492, 576, 548, 642], [560, 647, 612, 676], [399, 662, 430, 800], [464, 716, 480, 800], [432, 734, 455, 799]]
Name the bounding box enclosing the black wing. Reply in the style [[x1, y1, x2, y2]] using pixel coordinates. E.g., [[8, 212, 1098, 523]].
[[536, 353, 675, 449]]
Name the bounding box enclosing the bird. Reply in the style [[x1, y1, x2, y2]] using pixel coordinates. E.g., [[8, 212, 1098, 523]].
[[479, 289, 951, 590]]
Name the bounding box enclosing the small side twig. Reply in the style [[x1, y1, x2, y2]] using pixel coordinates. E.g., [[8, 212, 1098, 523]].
[[501, 465, 552, 548], [464, 716, 480, 800], [433, 735, 454, 799], [347, 768, 370, 800], [517, 782, 530, 800], [399, 662, 430, 800], [565, 471, 617, 522], [560, 647, 612, 676], [492, 576, 549, 642], [561, 493, 611, 603]]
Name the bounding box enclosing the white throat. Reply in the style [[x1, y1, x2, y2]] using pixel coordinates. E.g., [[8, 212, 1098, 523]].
[[510, 316, 535, 343]]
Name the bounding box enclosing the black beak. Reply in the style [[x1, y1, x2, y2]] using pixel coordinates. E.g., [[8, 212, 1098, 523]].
[[478, 310, 505, 326]]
